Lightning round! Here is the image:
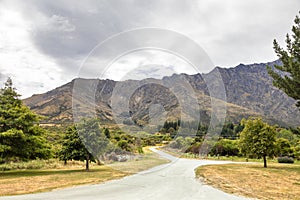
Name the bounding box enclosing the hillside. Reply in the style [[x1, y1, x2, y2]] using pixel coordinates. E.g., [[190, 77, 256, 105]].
[[23, 61, 300, 127]]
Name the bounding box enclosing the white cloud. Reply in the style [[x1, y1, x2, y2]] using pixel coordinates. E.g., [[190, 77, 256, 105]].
[[0, 7, 65, 98], [79, 49, 200, 81]]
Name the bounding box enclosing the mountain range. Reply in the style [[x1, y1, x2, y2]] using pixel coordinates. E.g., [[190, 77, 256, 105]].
[[23, 60, 300, 127]]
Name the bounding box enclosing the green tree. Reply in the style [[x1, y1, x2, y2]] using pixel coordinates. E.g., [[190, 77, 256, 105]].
[[294, 141, 300, 160], [59, 118, 109, 170], [276, 138, 294, 157], [239, 118, 277, 168], [78, 118, 110, 165], [277, 129, 298, 145], [211, 139, 239, 156], [0, 78, 51, 162], [59, 125, 94, 170], [268, 12, 300, 108]]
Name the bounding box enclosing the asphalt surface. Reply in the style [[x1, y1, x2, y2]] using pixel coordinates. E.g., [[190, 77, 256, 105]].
[[2, 148, 250, 200]]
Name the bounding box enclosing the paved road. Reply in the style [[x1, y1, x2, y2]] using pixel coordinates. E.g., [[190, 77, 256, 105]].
[[2, 148, 250, 200]]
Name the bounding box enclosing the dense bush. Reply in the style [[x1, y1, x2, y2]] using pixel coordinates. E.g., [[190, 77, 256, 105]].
[[185, 142, 202, 154], [276, 138, 294, 157], [277, 156, 294, 164], [169, 136, 193, 150], [294, 142, 300, 160], [210, 139, 239, 156]]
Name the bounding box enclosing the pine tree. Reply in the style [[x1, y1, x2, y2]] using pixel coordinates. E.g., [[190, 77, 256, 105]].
[[59, 118, 109, 171], [0, 78, 51, 162], [268, 12, 300, 108], [59, 125, 95, 170]]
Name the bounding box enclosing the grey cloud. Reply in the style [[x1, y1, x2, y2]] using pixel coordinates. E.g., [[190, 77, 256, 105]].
[[14, 0, 164, 76], [6, 0, 300, 78], [26, 1, 154, 56]]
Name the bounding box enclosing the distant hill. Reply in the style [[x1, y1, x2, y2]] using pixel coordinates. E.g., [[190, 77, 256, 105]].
[[23, 60, 300, 127]]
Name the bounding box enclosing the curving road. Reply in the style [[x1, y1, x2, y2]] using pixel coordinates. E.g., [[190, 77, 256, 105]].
[[2, 148, 250, 200]]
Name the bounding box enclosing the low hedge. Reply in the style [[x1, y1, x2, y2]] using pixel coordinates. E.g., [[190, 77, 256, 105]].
[[277, 156, 294, 164]]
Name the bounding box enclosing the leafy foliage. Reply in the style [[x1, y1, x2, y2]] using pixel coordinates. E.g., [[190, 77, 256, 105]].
[[0, 78, 51, 162], [210, 139, 239, 156], [268, 12, 300, 108], [59, 118, 110, 170], [239, 118, 277, 167], [169, 136, 193, 150], [276, 138, 294, 157], [77, 118, 110, 162]]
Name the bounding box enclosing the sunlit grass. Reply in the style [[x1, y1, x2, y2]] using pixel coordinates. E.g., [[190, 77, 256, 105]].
[[0, 166, 128, 196], [195, 162, 300, 200], [0, 147, 169, 196]]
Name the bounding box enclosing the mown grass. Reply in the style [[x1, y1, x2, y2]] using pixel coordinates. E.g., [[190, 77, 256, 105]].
[[0, 147, 169, 196], [195, 162, 300, 200]]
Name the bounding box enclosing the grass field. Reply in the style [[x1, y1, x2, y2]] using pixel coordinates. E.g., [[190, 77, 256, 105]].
[[0, 147, 169, 196], [195, 162, 300, 200], [0, 166, 128, 196]]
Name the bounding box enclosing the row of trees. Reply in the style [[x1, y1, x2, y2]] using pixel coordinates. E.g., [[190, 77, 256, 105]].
[[1, 10, 300, 169], [169, 118, 300, 168], [1, 77, 299, 170], [166, 12, 300, 168], [0, 79, 168, 170], [53, 12, 300, 170]]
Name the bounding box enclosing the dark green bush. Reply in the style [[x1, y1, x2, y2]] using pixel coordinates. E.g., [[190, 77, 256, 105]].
[[210, 139, 239, 156], [277, 156, 294, 164]]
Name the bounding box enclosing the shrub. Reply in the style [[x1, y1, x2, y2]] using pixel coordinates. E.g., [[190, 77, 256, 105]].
[[107, 152, 118, 162], [277, 156, 294, 164], [210, 139, 239, 156], [137, 146, 144, 154], [186, 142, 201, 154]]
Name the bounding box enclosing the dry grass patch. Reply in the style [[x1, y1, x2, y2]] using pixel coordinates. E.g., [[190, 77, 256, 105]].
[[0, 147, 169, 196], [195, 163, 300, 200], [0, 166, 128, 196], [109, 147, 170, 173]]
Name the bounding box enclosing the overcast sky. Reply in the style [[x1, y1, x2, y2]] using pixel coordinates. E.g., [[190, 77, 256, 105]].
[[0, 0, 299, 98]]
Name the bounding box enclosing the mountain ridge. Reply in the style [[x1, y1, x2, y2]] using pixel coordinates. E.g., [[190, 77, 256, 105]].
[[23, 60, 300, 127]]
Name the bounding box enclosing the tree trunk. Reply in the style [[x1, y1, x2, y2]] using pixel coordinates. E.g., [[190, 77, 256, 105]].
[[263, 155, 267, 168], [86, 154, 90, 171]]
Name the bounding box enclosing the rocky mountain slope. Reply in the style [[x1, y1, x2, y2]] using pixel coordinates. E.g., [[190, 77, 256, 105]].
[[23, 60, 300, 127]]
